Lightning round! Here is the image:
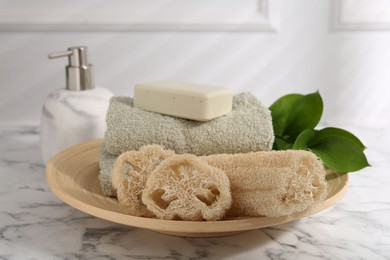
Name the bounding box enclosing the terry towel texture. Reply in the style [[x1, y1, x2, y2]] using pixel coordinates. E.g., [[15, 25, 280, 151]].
[[100, 92, 274, 197], [104, 92, 274, 156], [99, 142, 117, 196]]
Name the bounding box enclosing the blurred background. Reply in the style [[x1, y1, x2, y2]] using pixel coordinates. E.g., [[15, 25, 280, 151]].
[[0, 0, 389, 128]]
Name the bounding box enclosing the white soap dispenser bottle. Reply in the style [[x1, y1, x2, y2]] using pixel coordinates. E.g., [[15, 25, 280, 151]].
[[40, 46, 113, 165]]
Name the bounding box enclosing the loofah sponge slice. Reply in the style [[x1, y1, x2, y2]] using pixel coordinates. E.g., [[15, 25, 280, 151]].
[[111, 145, 327, 219], [203, 150, 328, 218], [111, 145, 175, 217], [142, 155, 232, 221]]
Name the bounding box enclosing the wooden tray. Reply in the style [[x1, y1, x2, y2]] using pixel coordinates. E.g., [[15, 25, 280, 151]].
[[45, 139, 348, 237]]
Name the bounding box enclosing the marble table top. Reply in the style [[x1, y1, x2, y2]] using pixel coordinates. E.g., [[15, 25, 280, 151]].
[[0, 125, 388, 259]]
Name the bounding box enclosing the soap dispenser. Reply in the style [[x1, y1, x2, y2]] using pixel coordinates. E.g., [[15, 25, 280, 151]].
[[40, 46, 113, 165]]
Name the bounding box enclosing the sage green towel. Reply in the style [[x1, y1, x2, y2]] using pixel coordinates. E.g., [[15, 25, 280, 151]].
[[104, 92, 274, 156], [100, 92, 274, 196], [99, 142, 117, 196]]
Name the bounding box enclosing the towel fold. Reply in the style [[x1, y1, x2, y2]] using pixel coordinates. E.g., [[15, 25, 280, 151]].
[[104, 92, 274, 156], [100, 92, 274, 196], [99, 142, 117, 196]]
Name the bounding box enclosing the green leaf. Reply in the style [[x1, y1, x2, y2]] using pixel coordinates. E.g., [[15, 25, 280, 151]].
[[273, 137, 293, 150], [292, 129, 315, 150], [270, 91, 369, 173], [284, 91, 323, 137], [309, 136, 370, 173], [269, 94, 303, 137], [312, 127, 366, 150], [269, 91, 323, 139]]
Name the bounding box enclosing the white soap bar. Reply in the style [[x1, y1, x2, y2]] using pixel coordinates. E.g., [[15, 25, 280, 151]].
[[133, 80, 233, 121]]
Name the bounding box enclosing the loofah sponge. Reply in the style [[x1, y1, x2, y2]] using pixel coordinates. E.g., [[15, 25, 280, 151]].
[[110, 145, 327, 218], [111, 145, 175, 217], [142, 155, 232, 221], [203, 150, 328, 218]]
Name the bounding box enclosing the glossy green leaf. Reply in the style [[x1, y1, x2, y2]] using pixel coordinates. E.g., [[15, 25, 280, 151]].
[[269, 94, 303, 137], [309, 136, 370, 173], [292, 129, 315, 150], [273, 137, 293, 150], [283, 91, 323, 137], [312, 127, 366, 150], [269, 91, 369, 173]]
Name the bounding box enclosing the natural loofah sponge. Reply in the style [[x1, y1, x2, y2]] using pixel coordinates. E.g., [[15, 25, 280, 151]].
[[111, 145, 175, 217], [142, 155, 232, 221], [203, 150, 328, 218], [109, 145, 327, 218]]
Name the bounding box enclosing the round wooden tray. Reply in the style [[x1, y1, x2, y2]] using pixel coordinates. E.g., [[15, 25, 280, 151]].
[[46, 139, 348, 237]]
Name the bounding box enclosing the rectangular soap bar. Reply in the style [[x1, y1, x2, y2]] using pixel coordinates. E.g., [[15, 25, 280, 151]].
[[133, 80, 233, 121]]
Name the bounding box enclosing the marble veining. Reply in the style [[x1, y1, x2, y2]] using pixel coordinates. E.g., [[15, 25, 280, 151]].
[[40, 88, 112, 164], [0, 125, 389, 259]]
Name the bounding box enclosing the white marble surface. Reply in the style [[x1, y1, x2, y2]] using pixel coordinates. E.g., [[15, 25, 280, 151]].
[[0, 125, 388, 259]]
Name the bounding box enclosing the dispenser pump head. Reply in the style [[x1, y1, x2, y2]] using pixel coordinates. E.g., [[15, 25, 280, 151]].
[[48, 46, 95, 91]]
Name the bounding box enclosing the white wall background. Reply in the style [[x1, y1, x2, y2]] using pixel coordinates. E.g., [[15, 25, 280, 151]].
[[0, 0, 389, 127]]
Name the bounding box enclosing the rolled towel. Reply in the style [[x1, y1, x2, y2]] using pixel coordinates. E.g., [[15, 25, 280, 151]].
[[104, 92, 274, 156]]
